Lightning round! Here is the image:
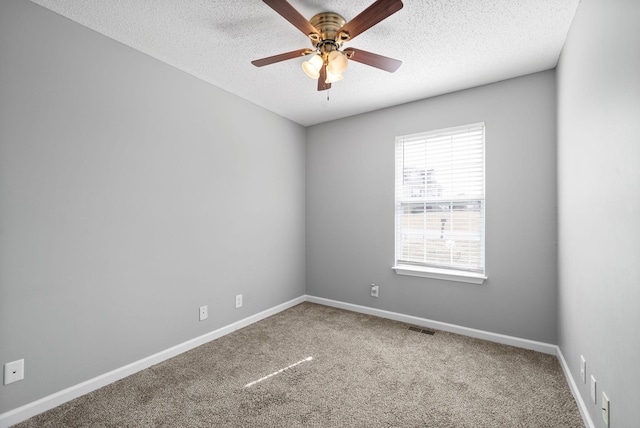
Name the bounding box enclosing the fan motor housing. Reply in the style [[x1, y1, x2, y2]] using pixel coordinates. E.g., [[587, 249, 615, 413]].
[[309, 12, 347, 49]]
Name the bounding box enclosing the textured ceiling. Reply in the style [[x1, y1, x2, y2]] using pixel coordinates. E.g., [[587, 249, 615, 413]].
[[29, 0, 580, 126]]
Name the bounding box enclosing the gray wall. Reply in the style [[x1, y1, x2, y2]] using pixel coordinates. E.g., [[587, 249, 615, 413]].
[[306, 70, 559, 344], [0, 0, 305, 413], [557, 0, 640, 426]]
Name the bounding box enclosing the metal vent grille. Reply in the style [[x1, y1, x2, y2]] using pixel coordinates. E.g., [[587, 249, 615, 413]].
[[408, 326, 436, 335]]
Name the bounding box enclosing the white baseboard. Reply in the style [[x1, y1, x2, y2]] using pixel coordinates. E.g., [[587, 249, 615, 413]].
[[305, 295, 558, 355], [0, 295, 306, 428], [557, 348, 595, 428]]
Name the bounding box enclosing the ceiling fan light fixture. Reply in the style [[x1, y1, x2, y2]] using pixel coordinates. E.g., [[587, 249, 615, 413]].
[[302, 54, 323, 79], [252, 0, 404, 91], [327, 50, 348, 75]]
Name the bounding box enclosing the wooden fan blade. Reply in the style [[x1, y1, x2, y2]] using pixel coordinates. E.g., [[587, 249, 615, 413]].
[[343, 48, 402, 72], [337, 0, 403, 41], [318, 63, 331, 91], [252, 49, 314, 67], [263, 0, 319, 37]]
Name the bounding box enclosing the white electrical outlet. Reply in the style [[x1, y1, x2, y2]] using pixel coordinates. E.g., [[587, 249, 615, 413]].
[[602, 392, 610, 426], [4, 359, 24, 385], [580, 355, 586, 383], [235, 294, 243, 308], [590, 375, 597, 404], [199, 305, 208, 321], [371, 284, 379, 297]]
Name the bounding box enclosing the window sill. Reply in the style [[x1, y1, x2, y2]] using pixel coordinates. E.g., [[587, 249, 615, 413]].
[[392, 265, 487, 284]]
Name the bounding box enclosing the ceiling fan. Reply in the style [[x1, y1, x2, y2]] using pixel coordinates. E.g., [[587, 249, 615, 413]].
[[251, 0, 403, 91]]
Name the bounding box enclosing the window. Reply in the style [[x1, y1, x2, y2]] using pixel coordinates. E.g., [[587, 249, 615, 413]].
[[393, 123, 486, 284]]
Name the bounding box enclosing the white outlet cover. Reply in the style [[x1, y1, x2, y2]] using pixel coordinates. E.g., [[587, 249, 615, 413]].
[[199, 305, 208, 321], [602, 392, 610, 425], [590, 375, 597, 403], [4, 359, 24, 385], [235, 294, 243, 308], [580, 355, 586, 383]]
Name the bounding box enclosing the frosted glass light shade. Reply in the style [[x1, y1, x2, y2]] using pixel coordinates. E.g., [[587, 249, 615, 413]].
[[302, 54, 323, 79], [327, 51, 348, 74], [325, 70, 344, 84]]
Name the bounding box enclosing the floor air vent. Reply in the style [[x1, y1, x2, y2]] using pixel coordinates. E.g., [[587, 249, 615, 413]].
[[408, 326, 435, 335]]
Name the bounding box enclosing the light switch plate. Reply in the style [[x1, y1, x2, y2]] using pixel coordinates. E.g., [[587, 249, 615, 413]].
[[590, 375, 597, 403], [4, 359, 24, 385]]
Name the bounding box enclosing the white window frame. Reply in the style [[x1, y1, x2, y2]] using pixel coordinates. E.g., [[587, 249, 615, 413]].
[[393, 123, 487, 284]]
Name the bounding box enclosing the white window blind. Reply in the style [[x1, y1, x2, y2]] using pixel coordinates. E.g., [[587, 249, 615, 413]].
[[395, 123, 485, 275]]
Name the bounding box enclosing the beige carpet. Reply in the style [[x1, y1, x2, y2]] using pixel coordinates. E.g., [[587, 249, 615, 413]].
[[15, 302, 584, 427]]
